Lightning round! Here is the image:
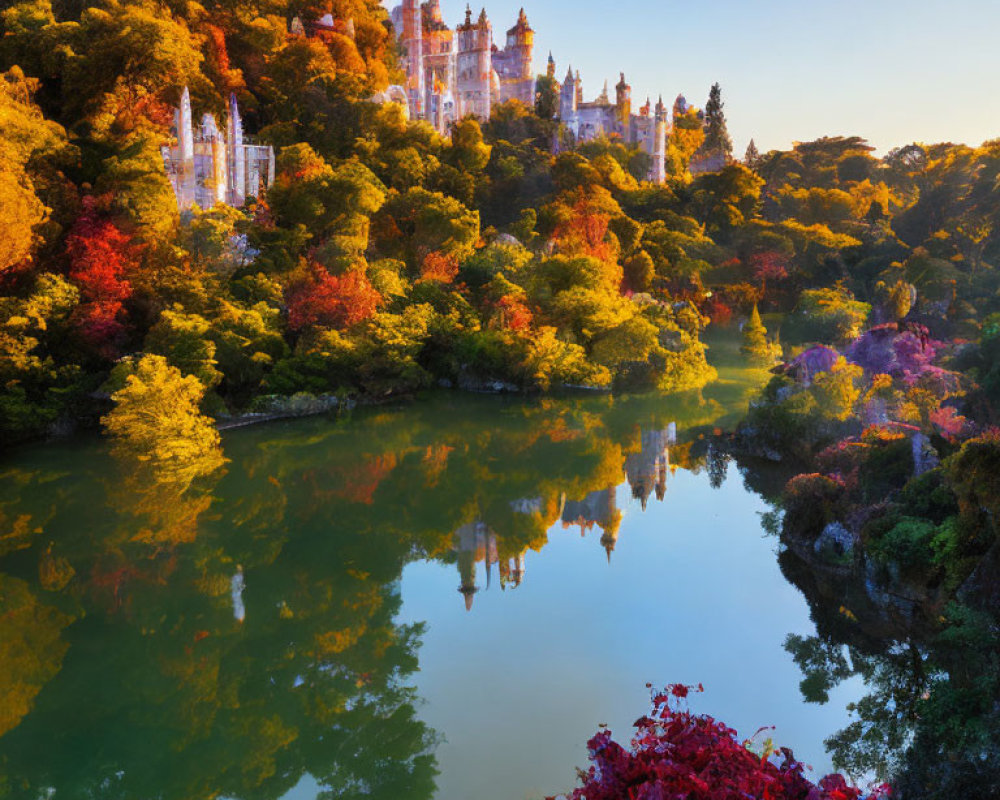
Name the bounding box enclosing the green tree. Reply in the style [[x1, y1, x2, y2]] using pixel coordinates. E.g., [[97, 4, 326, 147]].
[[702, 82, 732, 157], [534, 73, 559, 120]]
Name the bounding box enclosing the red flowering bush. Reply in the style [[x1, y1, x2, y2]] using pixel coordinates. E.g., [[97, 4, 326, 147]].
[[553, 685, 888, 800]]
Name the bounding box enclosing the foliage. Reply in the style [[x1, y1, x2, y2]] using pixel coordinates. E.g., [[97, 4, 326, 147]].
[[101, 354, 225, 478], [793, 288, 870, 343], [554, 685, 874, 800], [740, 304, 781, 364]]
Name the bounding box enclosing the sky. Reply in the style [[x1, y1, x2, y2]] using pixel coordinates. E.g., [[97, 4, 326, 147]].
[[385, 0, 1000, 156]]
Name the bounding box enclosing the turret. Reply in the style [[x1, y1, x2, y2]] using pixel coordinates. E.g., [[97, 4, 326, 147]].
[[505, 8, 533, 68], [174, 87, 196, 209], [652, 95, 667, 184], [547, 51, 556, 79], [575, 70, 582, 105], [615, 72, 632, 135], [596, 79, 610, 105], [457, 6, 492, 120], [226, 93, 246, 206], [401, 0, 424, 118], [559, 65, 577, 121]]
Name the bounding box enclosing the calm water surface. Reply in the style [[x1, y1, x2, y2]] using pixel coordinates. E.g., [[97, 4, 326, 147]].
[[0, 362, 865, 800]]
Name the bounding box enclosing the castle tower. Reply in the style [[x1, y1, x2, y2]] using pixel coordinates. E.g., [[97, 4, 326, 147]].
[[501, 8, 534, 106], [596, 79, 609, 105], [652, 94, 667, 184], [226, 93, 247, 206], [401, 0, 424, 118], [547, 51, 556, 79], [559, 65, 577, 121], [175, 87, 196, 209], [575, 70, 582, 106], [457, 6, 493, 120], [615, 72, 631, 137]]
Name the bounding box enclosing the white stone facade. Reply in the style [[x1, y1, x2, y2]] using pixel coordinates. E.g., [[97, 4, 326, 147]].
[[161, 88, 275, 211], [558, 69, 668, 184], [388, 1, 536, 135]]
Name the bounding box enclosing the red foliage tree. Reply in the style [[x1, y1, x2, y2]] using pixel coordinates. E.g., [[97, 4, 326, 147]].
[[750, 251, 790, 298], [496, 294, 533, 331], [554, 196, 614, 263], [420, 250, 460, 284], [286, 263, 382, 332], [553, 685, 888, 800], [65, 197, 140, 358]]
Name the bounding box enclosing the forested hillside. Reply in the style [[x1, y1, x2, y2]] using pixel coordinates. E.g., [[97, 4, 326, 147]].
[[4, 0, 1000, 456]]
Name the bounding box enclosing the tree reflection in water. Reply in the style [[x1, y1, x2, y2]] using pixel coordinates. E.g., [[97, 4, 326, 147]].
[[0, 388, 787, 799]]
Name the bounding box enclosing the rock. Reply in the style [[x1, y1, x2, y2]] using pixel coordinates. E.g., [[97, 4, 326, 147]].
[[492, 233, 521, 248], [911, 432, 939, 476], [814, 521, 854, 557]]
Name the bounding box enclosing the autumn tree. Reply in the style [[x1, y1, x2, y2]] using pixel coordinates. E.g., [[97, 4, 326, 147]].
[[740, 304, 781, 365], [285, 262, 382, 332], [0, 67, 65, 274], [102, 354, 225, 478], [64, 198, 140, 358]]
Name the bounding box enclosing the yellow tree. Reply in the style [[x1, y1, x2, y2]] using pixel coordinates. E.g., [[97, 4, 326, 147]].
[[102, 354, 225, 480]]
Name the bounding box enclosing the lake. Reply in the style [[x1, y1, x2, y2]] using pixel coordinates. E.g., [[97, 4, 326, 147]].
[[0, 356, 867, 800]]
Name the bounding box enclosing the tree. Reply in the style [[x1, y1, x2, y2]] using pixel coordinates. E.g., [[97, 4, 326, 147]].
[[702, 82, 733, 157], [285, 262, 382, 332], [101, 354, 224, 478], [372, 187, 480, 273], [740, 304, 781, 365], [558, 685, 874, 800], [744, 138, 761, 171], [534, 73, 559, 120], [0, 67, 65, 274], [64, 198, 140, 358], [144, 308, 223, 389]]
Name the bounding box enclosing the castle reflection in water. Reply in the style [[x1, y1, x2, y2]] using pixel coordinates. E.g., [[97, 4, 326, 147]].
[[453, 423, 679, 610]]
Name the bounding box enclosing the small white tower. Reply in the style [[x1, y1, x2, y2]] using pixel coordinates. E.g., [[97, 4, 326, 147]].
[[175, 87, 196, 209], [652, 95, 667, 184], [226, 93, 247, 206]]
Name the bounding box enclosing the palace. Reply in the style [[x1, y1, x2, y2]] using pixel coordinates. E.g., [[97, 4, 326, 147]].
[[558, 68, 668, 184], [160, 88, 275, 211], [388, 1, 535, 135], [383, 1, 672, 183]]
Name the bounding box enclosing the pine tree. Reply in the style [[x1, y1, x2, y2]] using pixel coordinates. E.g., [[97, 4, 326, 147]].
[[703, 83, 733, 157], [744, 138, 761, 171], [740, 305, 781, 365]]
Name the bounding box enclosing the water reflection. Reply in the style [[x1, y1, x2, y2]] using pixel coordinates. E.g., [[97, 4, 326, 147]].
[[0, 387, 802, 799]]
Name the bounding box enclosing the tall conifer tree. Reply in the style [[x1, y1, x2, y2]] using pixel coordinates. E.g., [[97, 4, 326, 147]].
[[703, 82, 733, 156]]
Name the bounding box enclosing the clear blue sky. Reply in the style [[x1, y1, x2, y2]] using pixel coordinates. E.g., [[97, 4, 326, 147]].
[[387, 0, 1000, 155]]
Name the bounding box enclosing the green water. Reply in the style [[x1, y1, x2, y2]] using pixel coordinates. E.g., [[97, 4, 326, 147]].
[[0, 356, 867, 800]]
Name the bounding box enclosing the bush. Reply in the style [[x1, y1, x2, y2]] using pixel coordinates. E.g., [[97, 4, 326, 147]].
[[554, 685, 878, 800]]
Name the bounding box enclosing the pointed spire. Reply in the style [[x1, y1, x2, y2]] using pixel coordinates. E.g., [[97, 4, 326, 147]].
[[464, 3, 472, 25], [565, 64, 574, 83], [518, 7, 528, 25], [478, 6, 488, 25]]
